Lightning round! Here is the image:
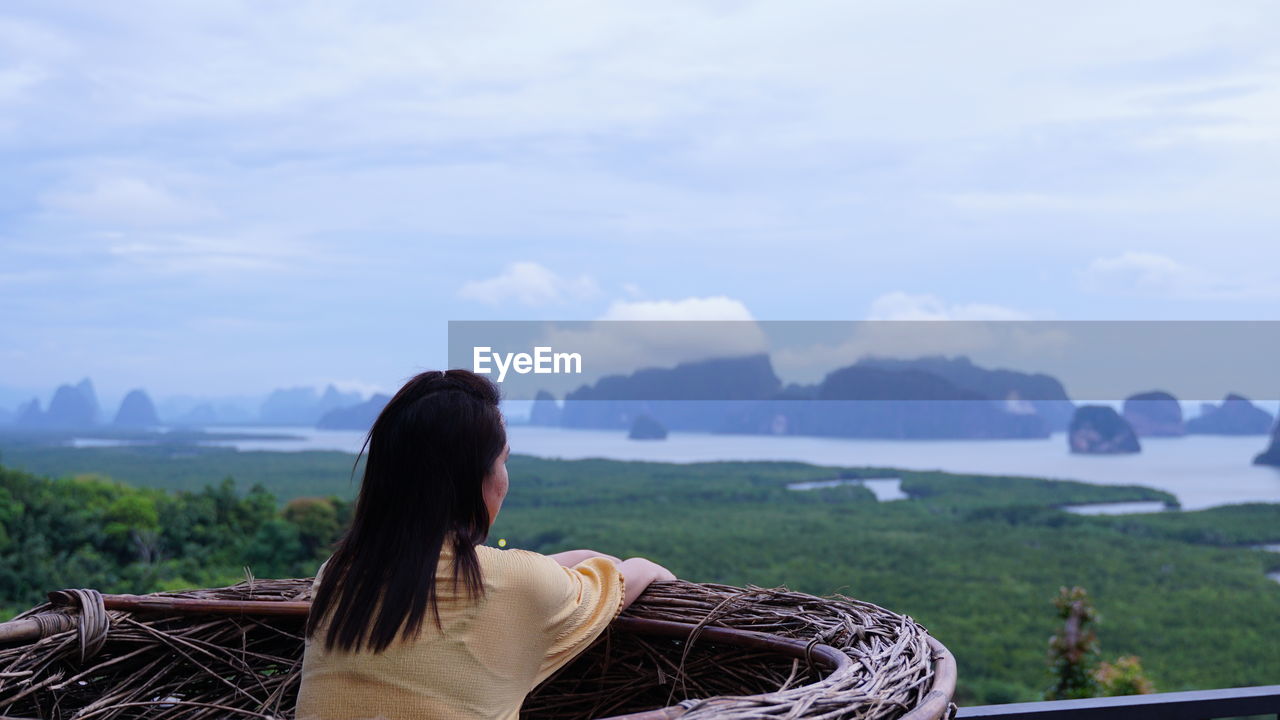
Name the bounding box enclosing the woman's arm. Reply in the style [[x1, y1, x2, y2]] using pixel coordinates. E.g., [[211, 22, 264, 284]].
[[546, 550, 676, 610], [549, 549, 621, 567], [615, 557, 677, 611]]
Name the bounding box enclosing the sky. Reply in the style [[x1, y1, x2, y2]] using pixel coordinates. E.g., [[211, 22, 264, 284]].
[[2, 1, 1279, 407]]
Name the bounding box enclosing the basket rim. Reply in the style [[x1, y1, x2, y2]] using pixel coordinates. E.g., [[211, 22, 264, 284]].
[[596, 619, 955, 720], [2, 582, 956, 720]]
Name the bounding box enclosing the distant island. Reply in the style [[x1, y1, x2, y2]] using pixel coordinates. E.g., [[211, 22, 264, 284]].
[[1069, 405, 1141, 454], [317, 394, 390, 430], [1254, 420, 1280, 467], [628, 414, 668, 440], [16, 378, 100, 428], [7, 379, 380, 431], [112, 389, 160, 427], [1187, 394, 1274, 436], [1123, 391, 1185, 437], [548, 354, 1073, 440], [3, 362, 1271, 454]]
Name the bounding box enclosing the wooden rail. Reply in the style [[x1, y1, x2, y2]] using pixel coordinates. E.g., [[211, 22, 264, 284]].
[[958, 685, 1280, 720]]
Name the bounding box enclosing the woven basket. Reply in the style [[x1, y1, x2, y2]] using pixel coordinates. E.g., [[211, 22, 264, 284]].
[[0, 579, 955, 720]]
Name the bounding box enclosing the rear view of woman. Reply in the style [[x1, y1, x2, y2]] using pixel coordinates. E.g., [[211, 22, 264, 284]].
[[295, 369, 676, 720]]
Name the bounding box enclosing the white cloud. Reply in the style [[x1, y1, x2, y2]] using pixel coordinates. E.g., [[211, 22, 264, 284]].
[[1084, 251, 1201, 294], [105, 229, 306, 274], [1082, 251, 1280, 299], [944, 192, 1088, 212], [599, 295, 755, 321], [768, 297, 1075, 385], [0, 65, 44, 105], [457, 261, 599, 306], [498, 296, 768, 396], [770, 293, 1035, 383], [44, 177, 214, 226], [866, 291, 1031, 321]]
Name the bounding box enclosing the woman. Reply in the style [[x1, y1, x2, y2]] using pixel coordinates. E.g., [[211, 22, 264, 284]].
[[295, 369, 676, 720]]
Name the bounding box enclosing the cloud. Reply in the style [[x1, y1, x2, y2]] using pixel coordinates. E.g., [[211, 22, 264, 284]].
[[457, 261, 599, 306], [1083, 251, 1201, 294], [944, 192, 1089, 212], [866, 291, 1031, 321], [105, 229, 307, 274], [769, 293, 1037, 383], [7, 2, 1280, 398], [43, 177, 215, 226], [487, 296, 768, 397], [599, 295, 755, 321], [1082, 251, 1280, 300], [0, 65, 44, 105]]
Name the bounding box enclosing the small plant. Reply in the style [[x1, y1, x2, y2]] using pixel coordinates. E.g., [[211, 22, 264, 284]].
[[1095, 655, 1156, 696], [1045, 586, 1156, 699], [1046, 586, 1100, 700]]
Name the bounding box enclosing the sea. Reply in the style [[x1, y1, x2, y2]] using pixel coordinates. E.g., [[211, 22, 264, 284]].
[[169, 425, 1280, 512]]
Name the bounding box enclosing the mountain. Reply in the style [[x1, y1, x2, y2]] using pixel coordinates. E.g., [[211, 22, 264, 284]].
[[560, 354, 782, 431], [528, 390, 562, 426], [113, 389, 161, 427], [31, 380, 99, 428], [555, 353, 1069, 439], [723, 363, 1050, 439], [1068, 406, 1140, 454], [856, 355, 1076, 431], [1254, 419, 1280, 467], [157, 395, 256, 424], [16, 398, 43, 425], [317, 394, 391, 431], [76, 378, 101, 423], [628, 414, 668, 440], [1122, 391, 1185, 437], [260, 385, 363, 425], [259, 387, 322, 425], [318, 385, 363, 414], [1186, 394, 1274, 435], [172, 403, 218, 426]]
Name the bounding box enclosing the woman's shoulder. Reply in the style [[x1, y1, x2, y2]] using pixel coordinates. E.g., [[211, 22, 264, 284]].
[[476, 546, 579, 601]]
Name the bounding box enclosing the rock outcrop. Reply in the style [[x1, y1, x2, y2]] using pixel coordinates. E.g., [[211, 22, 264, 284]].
[[1187, 394, 1274, 435], [1254, 416, 1280, 467], [722, 364, 1050, 439], [1122, 391, 1185, 437], [317, 394, 391, 431], [556, 353, 1075, 440], [856, 355, 1076, 432], [76, 378, 101, 423], [113, 389, 161, 427], [44, 381, 98, 427], [628, 414, 668, 440], [16, 398, 43, 425], [561, 354, 782, 432], [260, 385, 362, 425], [1068, 405, 1141, 454], [528, 390, 562, 426], [173, 403, 218, 426]]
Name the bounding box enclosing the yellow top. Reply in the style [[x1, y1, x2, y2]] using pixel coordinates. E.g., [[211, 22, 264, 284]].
[[294, 545, 625, 720]]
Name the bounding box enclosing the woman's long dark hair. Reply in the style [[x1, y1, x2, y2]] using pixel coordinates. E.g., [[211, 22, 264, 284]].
[[305, 369, 506, 653]]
